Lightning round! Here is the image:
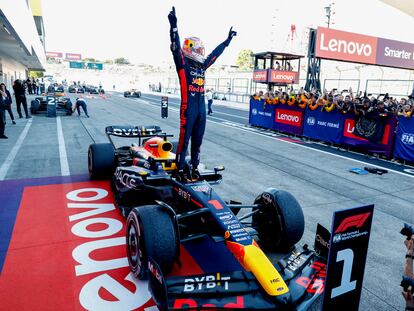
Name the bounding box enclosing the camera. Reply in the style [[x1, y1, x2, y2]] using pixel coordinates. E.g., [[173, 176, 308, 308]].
[[400, 223, 414, 240]]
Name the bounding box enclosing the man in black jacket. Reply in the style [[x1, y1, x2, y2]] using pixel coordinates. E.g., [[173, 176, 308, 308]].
[[0, 93, 7, 138], [0, 83, 15, 124], [12, 79, 31, 119]]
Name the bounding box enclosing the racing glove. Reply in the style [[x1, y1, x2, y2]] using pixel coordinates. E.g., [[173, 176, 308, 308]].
[[168, 6, 177, 28], [224, 27, 237, 46]]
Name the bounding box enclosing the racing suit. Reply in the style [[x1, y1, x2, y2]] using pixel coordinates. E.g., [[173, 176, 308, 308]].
[[170, 26, 232, 171]]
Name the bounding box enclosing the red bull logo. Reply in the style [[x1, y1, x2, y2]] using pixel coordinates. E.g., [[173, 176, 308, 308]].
[[189, 85, 205, 93], [192, 77, 204, 86]]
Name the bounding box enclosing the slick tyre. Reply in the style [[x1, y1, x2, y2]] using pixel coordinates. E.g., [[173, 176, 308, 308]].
[[30, 99, 39, 114], [88, 143, 116, 179], [126, 205, 179, 280], [253, 188, 304, 250]]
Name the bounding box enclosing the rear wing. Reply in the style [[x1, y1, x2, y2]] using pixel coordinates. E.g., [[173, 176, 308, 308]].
[[105, 125, 174, 148], [105, 125, 163, 137]]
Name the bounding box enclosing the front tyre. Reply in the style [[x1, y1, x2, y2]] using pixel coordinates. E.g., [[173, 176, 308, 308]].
[[253, 188, 304, 250], [126, 205, 179, 280]]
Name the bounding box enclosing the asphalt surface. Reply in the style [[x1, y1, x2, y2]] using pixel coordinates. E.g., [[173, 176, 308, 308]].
[[0, 92, 413, 310]]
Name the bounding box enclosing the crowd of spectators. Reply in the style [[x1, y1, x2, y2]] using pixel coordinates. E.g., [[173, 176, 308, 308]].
[[252, 87, 414, 118]]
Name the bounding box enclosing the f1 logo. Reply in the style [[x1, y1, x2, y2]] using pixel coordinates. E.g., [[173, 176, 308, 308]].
[[334, 212, 371, 233]]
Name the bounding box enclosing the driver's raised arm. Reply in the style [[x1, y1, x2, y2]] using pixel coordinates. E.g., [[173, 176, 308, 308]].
[[168, 7, 183, 69], [204, 27, 237, 69]]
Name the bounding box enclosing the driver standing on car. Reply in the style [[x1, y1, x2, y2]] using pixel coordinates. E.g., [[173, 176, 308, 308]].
[[168, 6, 236, 181]]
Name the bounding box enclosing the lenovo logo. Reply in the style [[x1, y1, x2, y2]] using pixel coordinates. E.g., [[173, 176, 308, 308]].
[[275, 109, 302, 126], [253, 70, 268, 82], [316, 27, 377, 64], [335, 212, 371, 233], [319, 33, 373, 57]]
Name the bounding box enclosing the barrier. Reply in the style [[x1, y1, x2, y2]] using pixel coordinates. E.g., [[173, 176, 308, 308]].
[[249, 99, 405, 159], [303, 109, 343, 144], [249, 99, 275, 129], [340, 114, 396, 158], [393, 117, 414, 162], [273, 105, 304, 136]]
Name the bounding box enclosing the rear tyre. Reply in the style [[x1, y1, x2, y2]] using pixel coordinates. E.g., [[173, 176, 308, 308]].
[[88, 143, 116, 179], [65, 99, 73, 115], [253, 188, 304, 250], [30, 99, 39, 114], [126, 205, 179, 280]]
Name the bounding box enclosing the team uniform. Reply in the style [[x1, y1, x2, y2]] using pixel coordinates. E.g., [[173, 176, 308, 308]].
[[168, 7, 235, 176]]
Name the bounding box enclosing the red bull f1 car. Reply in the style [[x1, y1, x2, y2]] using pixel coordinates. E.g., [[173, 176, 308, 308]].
[[88, 125, 327, 310]]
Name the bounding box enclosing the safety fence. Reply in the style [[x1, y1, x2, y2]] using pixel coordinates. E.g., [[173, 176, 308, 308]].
[[163, 77, 414, 104], [249, 99, 414, 162]]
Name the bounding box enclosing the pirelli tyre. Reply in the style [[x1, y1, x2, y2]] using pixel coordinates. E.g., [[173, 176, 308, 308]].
[[88, 143, 116, 179], [253, 188, 304, 250], [65, 98, 73, 115], [126, 205, 179, 280], [136, 91, 141, 98], [30, 99, 39, 114]]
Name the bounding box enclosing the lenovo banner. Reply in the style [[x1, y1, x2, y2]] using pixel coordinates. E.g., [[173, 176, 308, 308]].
[[46, 51, 63, 58], [303, 109, 344, 144], [316, 27, 414, 70], [376, 38, 414, 70], [323, 204, 374, 311], [341, 115, 396, 157], [273, 106, 304, 135], [249, 99, 275, 129], [65, 53, 82, 61], [316, 27, 377, 65], [252, 70, 268, 82], [269, 70, 299, 84], [393, 117, 414, 162]]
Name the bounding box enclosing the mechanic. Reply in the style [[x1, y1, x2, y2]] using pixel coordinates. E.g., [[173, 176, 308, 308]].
[[0, 83, 16, 125], [0, 89, 7, 139], [403, 236, 414, 310], [73, 98, 90, 118], [13, 79, 30, 119], [168, 6, 236, 180]]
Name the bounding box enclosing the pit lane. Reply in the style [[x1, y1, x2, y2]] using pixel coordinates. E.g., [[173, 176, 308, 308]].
[[0, 92, 412, 310]]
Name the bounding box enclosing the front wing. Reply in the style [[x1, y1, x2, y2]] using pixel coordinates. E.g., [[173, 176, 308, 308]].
[[148, 248, 326, 310]]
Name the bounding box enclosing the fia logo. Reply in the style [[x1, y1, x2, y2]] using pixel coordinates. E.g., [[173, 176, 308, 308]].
[[401, 133, 414, 145], [252, 108, 258, 115], [307, 117, 316, 126]]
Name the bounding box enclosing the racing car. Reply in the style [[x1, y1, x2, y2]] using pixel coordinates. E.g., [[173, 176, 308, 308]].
[[30, 96, 73, 115], [124, 89, 141, 98], [87, 125, 326, 310], [47, 83, 65, 97], [68, 85, 77, 93]]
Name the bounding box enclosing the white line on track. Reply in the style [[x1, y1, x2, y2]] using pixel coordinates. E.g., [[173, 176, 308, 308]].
[[140, 95, 249, 120], [135, 97, 414, 179], [0, 119, 32, 180], [56, 117, 70, 176]]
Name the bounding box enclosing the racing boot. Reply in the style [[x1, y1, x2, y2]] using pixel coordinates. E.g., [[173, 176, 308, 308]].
[[191, 167, 201, 181], [175, 165, 192, 183]]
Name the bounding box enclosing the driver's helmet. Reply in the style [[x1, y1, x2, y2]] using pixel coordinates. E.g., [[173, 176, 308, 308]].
[[182, 37, 205, 63]]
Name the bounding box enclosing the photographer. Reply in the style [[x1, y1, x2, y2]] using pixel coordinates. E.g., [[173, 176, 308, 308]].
[[402, 236, 414, 310]]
